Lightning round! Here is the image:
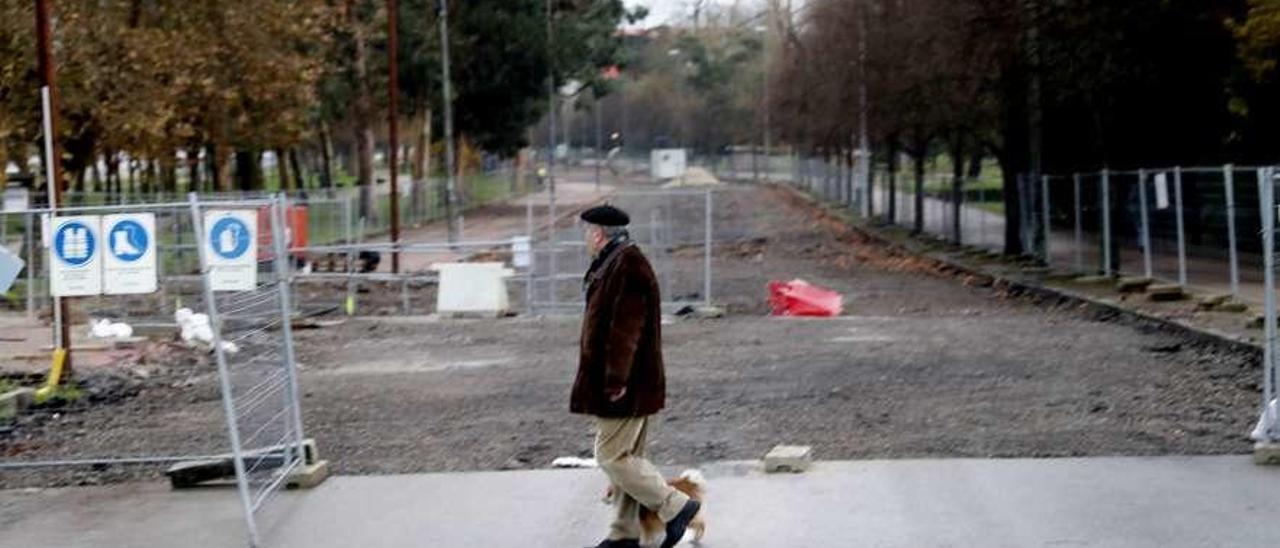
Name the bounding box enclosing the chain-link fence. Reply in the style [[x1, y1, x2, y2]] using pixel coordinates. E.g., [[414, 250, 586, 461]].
[[2, 161, 525, 318], [525, 188, 717, 315], [188, 194, 308, 546], [1253, 166, 1278, 445], [0, 195, 311, 545], [1027, 166, 1272, 303]]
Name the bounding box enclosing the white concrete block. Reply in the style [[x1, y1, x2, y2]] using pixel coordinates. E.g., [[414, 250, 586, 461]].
[[431, 262, 514, 316], [765, 445, 812, 473]]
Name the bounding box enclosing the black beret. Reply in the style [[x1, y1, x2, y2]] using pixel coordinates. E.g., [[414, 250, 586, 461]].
[[579, 204, 630, 227]]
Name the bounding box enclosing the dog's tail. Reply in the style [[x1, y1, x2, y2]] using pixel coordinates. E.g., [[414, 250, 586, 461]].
[[679, 469, 707, 489]]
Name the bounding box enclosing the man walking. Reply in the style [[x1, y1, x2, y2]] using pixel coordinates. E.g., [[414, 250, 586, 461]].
[[572, 205, 701, 548]]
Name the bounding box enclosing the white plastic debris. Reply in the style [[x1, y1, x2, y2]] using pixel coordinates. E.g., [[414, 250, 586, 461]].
[[1251, 398, 1278, 442], [550, 456, 598, 469], [88, 318, 134, 339], [175, 307, 214, 345]]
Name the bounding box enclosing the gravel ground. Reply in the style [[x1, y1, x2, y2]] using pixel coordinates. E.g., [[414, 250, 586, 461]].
[[0, 183, 1261, 487]]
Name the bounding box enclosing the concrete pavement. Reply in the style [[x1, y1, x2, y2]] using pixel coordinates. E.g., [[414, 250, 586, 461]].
[[3, 456, 1278, 547]]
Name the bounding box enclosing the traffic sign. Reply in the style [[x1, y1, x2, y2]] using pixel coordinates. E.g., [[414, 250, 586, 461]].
[[103, 213, 157, 294], [50, 215, 102, 296], [204, 210, 258, 291]]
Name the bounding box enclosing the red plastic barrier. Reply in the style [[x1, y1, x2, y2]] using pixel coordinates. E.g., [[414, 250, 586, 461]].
[[768, 279, 844, 317], [255, 205, 309, 262]]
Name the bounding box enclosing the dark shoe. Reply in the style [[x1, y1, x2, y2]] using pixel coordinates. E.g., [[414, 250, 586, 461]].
[[586, 539, 640, 548], [661, 499, 702, 548]]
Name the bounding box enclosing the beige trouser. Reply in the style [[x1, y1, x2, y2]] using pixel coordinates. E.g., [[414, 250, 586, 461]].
[[595, 416, 690, 541]]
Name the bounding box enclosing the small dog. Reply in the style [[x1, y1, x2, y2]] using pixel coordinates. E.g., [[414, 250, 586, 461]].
[[603, 469, 707, 546]]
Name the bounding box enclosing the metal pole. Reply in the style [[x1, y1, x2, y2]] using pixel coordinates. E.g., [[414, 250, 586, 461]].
[[437, 0, 459, 243], [1224, 165, 1239, 298], [1138, 169, 1152, 278], [1101, 169, 1112, 277], [1041, 175, 1051, 265], [1260, 168, 1275, 410], [387, 0, 401, 272], [24, 213, 34, 319], [1174, 166, 1186, 286], [270, 195, 307, 466], [188, 193, 260, 547], [703, 189, 712, 306], [1073, 173, 1083, 272], [36, 0, 72, 379]]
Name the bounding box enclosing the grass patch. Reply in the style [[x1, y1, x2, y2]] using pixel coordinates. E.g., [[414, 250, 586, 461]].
[[34, 384, 83, 406], [0, 377, 17, 394]]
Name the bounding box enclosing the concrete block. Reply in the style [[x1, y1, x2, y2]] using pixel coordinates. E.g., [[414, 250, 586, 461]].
[[0, 388, 35, 419], [1196, 294, 1237, 311], [286, 460, 331, 489], [1249, 314, 1265, 330], [1116, 277, 1154, 293], [693, 306, 725, 319], [166, 438, 323, 489], [129, 323, 178, 338], [1148, 284, 1185, 302], [432, 262, 513, 317], [1217, 301, 1249, 314], [765, 445, 812, 474], [1254, 442, 1280, 466]]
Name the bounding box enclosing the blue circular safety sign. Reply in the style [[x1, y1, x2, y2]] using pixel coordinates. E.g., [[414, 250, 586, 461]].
[[54, 221, 96, 267], [210, 217, 251, 260], [108, 219, 149, 262]]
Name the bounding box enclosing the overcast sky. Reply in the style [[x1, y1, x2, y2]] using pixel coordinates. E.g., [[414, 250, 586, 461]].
[[624, 0, 686, 27]]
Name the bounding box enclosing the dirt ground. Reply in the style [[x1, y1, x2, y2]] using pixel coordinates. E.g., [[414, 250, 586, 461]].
[[0, 181, 1261, 487]]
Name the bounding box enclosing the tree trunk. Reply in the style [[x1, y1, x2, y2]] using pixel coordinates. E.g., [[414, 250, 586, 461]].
[[187, 147, 202, 192], [912, 132, 926, 235], [234, 150, 263, 192], [356, 126, 375, 220], [413, 108, 431, 221], [276, 148, 293, 193], [999, 160, 1024, 256], [127, 160, 137, 197], [162, 155, 178, 193], [351, 2, 376, 221], [104, 151, 119, 199], [289, 148, 305, 191], [212, 143, 233, 192], [951, 134, 965, 244], [887, 138, 899, 224], [90, 157, 102, 194], [967, 151, 983, 179], [319, 122, 334, 189]]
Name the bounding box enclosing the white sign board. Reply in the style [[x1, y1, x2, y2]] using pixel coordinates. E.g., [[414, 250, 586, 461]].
[[1154, 172, 1170, 210], [651, 149, 688, 180], [510, 236, 531, 268], [50, 216, 102, 296], [0, 246, 23, 294], [204, 210, 258, 291], [3, 187, 29, 212], [102, 213, 157, 295]]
